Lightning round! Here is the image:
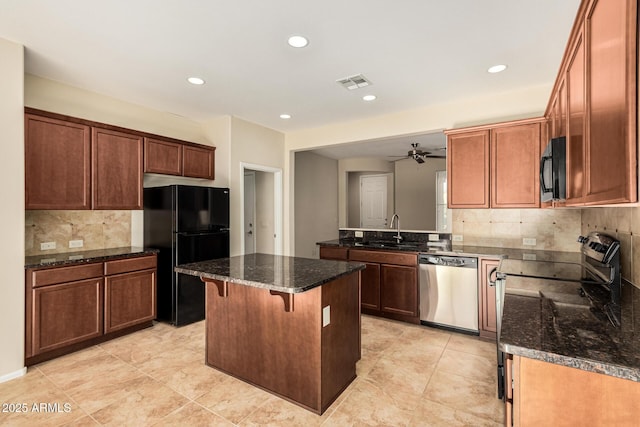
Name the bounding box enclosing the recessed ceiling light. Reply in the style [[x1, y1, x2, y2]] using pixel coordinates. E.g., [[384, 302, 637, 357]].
[[487, 64, 507, 74], [362, 95, 377, 101], [187, 77, 205, 85], [280, 114, 291, 119], [287, 35, 309, 48]]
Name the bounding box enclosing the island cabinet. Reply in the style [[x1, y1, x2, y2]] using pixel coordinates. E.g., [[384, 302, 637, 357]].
[[25, 253, 157, 365], [478, 258, 499, 340], [348, 249, 419, 324], [506, 354, 640, 426], [545, 0, 637, 206], [144, 137, 216, 180], [445, 118, 543, 209]]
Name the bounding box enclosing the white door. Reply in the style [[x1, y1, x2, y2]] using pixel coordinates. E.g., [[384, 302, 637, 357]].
[[360, 175, 388, 228], [243, 171, 256, 254]]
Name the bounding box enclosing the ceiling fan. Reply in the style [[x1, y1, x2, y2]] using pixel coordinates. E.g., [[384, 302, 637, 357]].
[[394, 143, 446, 164]]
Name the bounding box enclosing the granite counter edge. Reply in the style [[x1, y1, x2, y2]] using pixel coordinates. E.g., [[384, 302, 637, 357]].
[[25, 248, 160, 269]]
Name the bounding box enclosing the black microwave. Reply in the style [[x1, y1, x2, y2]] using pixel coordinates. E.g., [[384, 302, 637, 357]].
[[540, 136, 566, 202]]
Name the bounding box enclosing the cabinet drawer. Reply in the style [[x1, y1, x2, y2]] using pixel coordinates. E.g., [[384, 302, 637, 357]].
[[319, 246, 348, 260], [29, 262, 103, 288], [348, 250, 417, 266], [104, 255, 157, 276]]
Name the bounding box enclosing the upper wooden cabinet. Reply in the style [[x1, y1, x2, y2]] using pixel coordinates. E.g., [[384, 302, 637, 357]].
[[25, 109, 217, 210], [144, 137, 216, 180], [25, 114, 91, 210], [546, 0, 637, 206], [92, 128, 144, 210], [446, 119, 543, 209]]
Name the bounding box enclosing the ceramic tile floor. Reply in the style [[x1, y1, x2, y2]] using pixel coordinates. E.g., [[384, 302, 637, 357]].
[[0, 315, 504, 426]]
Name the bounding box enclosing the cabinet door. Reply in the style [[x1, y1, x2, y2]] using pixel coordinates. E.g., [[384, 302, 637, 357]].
[[31, 279, 103, 356], [479, 258, 500, 339], [92, 128, 144, 209], [566, 28, 586, 205], [490, 123, 541, 208], [380, 264, 418, 317], [144, 137, 182, 176], [360, 263, 381, 312], [104, 269, 156, 333], [183, 145, 215, 179], [447, 130, 490, 208], [25, 114, 91, 210], [583, 0, 637, 204]]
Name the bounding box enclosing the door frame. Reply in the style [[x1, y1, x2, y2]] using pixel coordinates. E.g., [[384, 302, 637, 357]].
[[240, 162, 283, 255]]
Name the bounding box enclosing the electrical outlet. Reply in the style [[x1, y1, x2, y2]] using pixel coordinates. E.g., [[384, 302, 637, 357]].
[[355, 230, 364, 238], [428, 234, 440, 241], [452, 234, 463, 242], [523, 253, 537, 261], [322, 305, 331, 327], [40, 241, 56, 250], [69, 239, 84, 248], [523, 238, 537, 246]]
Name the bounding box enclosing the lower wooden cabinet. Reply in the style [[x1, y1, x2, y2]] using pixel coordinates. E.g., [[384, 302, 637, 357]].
[[479, 258, 500, 340], [360, 262, 381, 311], [25, 254, 157, 365], [507, 354, 640, 426], [380, 264, 418, 318]]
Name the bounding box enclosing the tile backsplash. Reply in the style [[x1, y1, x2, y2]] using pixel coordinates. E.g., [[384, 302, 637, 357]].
[[452, 208, 582, 252], [25, 210, 132, 256]]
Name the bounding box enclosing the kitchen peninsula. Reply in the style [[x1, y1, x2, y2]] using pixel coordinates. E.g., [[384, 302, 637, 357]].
[[175, 253, 365, 414]]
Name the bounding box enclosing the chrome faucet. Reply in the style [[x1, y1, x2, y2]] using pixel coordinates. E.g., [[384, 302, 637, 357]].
[[389, 213, 403, 243]]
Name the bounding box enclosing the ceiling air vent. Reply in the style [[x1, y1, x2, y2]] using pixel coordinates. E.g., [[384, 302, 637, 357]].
[[336, 74, 372, 90]]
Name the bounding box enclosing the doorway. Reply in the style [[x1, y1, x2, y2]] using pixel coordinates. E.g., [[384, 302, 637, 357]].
[[240, 162, 283, 255], [360, 174, 388, 228]]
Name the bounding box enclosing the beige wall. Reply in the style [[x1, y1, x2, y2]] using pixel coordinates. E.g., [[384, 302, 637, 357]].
[[582, 207, 640, 287], [452, 208, 582, 252], [294, 151, 339, 258], [229, 117, 284, 256], [0, 38, 25, 381], [394, 157, 447, 230]]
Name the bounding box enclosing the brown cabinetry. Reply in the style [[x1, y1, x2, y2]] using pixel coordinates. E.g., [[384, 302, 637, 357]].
[[348, 249, 419, 323], [546, 0, 637, 206], [25, 114, 91, 210], [144, 137, 216, 180], [446, 119, 543, 209], [507, 354, 640, 426], [318, 246, 348, 261], [92, 127, 144, 210], [25, 254, 157, 365], [479, 258, 499, 340]]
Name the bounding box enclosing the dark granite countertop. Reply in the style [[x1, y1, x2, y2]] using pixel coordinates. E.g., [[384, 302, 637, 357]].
[[175, 253, 366, 294], [25, 246, 159, 269], [499, 276, 640, 382], [318, 239, 579, 261]]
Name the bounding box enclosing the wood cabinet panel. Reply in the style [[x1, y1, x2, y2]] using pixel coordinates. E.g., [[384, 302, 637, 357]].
[[104, 269, 156, 333], [490, 123, 541, 208], [144, 137, 182, 175], [25, 114, 91, 210], [319, 246, 348, 261], [92, 127, 144, 209], [479, 258, 499, 339], [348, 249, 417, 267], [183, 144, 215, 179], [360, 262, 381, 311], [447, 130, 490, 208], [104, 255, 157, 276], [583, 0, 637, 204], [380, 264, 418, 317], [566, 29, 586, 205], [32, 279, 103, 355], [30, 263, 103, 288]]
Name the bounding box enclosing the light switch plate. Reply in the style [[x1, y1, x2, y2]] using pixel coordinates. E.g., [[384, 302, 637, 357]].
[[40, 241, 56, 250], [523, 238, 537, 246], [69, 239, 84, 248], [428, 234, 440, 241], [322, 305, 331, 327], [452, 235, 463, 242]]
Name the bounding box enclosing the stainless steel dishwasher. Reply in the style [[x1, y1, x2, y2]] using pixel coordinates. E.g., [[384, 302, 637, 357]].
[[419, 254, 479, 334]]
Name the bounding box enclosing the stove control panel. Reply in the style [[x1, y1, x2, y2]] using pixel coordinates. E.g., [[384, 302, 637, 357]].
[[578, 232, 620, 265]]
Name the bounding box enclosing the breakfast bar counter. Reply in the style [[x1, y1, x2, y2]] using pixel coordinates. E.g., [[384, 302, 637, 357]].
[[175, 253, 365, 414]]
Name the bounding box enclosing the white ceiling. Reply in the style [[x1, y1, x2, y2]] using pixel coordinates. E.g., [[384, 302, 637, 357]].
[[0, 0, 581, 156]]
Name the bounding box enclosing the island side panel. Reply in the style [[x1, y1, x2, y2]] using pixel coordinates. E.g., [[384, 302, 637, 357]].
[[205, 279, 323, 412], [320, 271, 360, 412]]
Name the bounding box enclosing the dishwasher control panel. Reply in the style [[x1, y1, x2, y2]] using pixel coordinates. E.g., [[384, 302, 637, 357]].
[[419, 255, 478, 268]]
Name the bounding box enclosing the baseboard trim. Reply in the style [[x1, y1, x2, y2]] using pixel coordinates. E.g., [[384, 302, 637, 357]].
[[0, 366, 27, 383]]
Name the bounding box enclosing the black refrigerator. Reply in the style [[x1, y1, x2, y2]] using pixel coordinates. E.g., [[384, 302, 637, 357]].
[[144, 185, 230, 326]]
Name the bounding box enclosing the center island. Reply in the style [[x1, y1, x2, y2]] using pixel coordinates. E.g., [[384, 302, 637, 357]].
[[175, 253, 365, 415]]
